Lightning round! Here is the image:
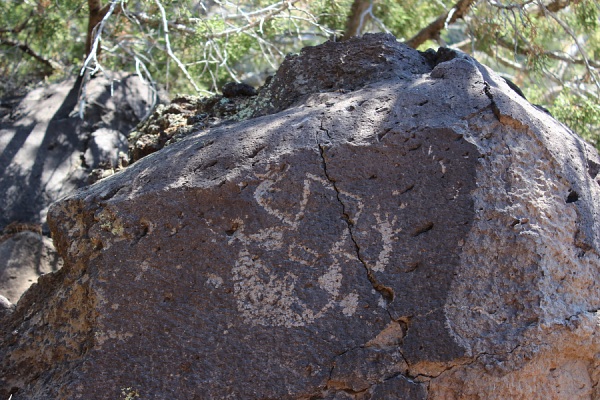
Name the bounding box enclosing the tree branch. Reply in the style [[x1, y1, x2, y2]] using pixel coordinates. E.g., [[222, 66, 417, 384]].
[[0, 15, 32, 36], [81, 0, 121, 77], [0, 38, 57, 73], [126, 11, 196, 35], [86, 0, 122, 57], [127, 0, 303, 40], [223, 1, 290, 20], [153, 0, 206, 94], [203, 0, 302, 39], [404, 0, 477, 49], [540, 5, 600, 91], [495, 36, 600, 69], [343, 0, 372, 40], [538, 0, 571, 14]]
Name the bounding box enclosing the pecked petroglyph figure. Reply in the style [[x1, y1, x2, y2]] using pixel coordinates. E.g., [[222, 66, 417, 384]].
[[227, 165, 396, 328]]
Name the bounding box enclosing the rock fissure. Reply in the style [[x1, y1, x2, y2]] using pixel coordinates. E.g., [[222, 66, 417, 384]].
[[408, 341, 523, 383], [383, 371, 420, 386], [325, 348, 423, 398], [412, 355, 476, 381], [397, 348, 412, 373], [482, 80, 529, 130], [316, 137, 395, 312], [483, 81, 501, 122]]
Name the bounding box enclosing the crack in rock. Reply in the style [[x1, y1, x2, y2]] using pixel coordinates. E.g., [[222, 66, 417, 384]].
[[483, 81, 500, 122], [325, 343, 422, 398], [483, 81, 527, 130], [316, 126, 395, 310]]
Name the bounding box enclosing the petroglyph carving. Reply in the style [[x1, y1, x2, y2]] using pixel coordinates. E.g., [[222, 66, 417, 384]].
[[228, 166, 396, 328], [372, 211, 402, 273]]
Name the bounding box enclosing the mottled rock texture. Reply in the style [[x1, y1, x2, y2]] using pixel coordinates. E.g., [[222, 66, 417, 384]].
[[2, 33, 599, 399]]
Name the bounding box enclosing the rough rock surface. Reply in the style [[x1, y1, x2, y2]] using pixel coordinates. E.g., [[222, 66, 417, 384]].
[[0, 73, 153, 308], [2, 34, 600, 399], [128, 92, 257, 163], [128, 34, 434, 164]]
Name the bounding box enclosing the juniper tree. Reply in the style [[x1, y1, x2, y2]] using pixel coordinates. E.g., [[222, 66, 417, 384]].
[[1, 0, 598, 145]]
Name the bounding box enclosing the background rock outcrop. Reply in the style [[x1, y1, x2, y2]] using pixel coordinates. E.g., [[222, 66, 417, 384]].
[[0, 230, 62, 304], [0, 72, 152, 233], [0, 72, 153, 306], [1, 34, 599, 399]]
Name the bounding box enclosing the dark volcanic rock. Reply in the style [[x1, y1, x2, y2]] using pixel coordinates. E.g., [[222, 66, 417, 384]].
[[222, 82, 258, 98], [128, 34, 432, 164], [2, 34, 600, 399], [0, 73, 152, 307], [251, 33, 431, 116]]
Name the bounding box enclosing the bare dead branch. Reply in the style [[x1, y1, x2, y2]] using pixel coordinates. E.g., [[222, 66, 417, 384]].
[[343, 0, 372, 40], [485, 50, 526, 71], [82, 0, 121, 75], [544, 50, 600, 69], [405, 0, 477, 49], [203, 0, 303, 39], [86, 0, 123, 57], [223, 1, 289, 20], [154, 0, 207, 94], [540, 5, 600, 91], [495, 36, 600, 69], [0, 38, 57, 73], [128, 0, 304, 41], [126, 11, 196, 35]]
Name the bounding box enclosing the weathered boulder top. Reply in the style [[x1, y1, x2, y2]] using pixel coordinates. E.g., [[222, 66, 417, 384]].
[[3, 33, 600, 399]]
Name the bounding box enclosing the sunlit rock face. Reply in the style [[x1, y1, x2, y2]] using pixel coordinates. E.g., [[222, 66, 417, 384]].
[[2, 33, 599, 399]]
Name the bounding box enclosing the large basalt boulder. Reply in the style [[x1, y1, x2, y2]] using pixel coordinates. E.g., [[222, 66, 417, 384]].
[[0, 72, 153, 309], [2, 33, 599, 399]]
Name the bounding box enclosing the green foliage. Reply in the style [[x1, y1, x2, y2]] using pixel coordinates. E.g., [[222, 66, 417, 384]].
[[0, 0, 87, 94], [311, 0, 353, 37], [552, 91, 600, 146], [0, 0, 598, 150], [575, 0, 598, 32], [375, 0, 451, 41]]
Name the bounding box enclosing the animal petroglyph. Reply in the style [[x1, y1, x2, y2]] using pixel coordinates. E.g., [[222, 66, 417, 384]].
[[229, 165, 399, 328]]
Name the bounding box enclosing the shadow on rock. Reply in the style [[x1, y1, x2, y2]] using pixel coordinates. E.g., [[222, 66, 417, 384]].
[[0, 72, 153, 305]]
